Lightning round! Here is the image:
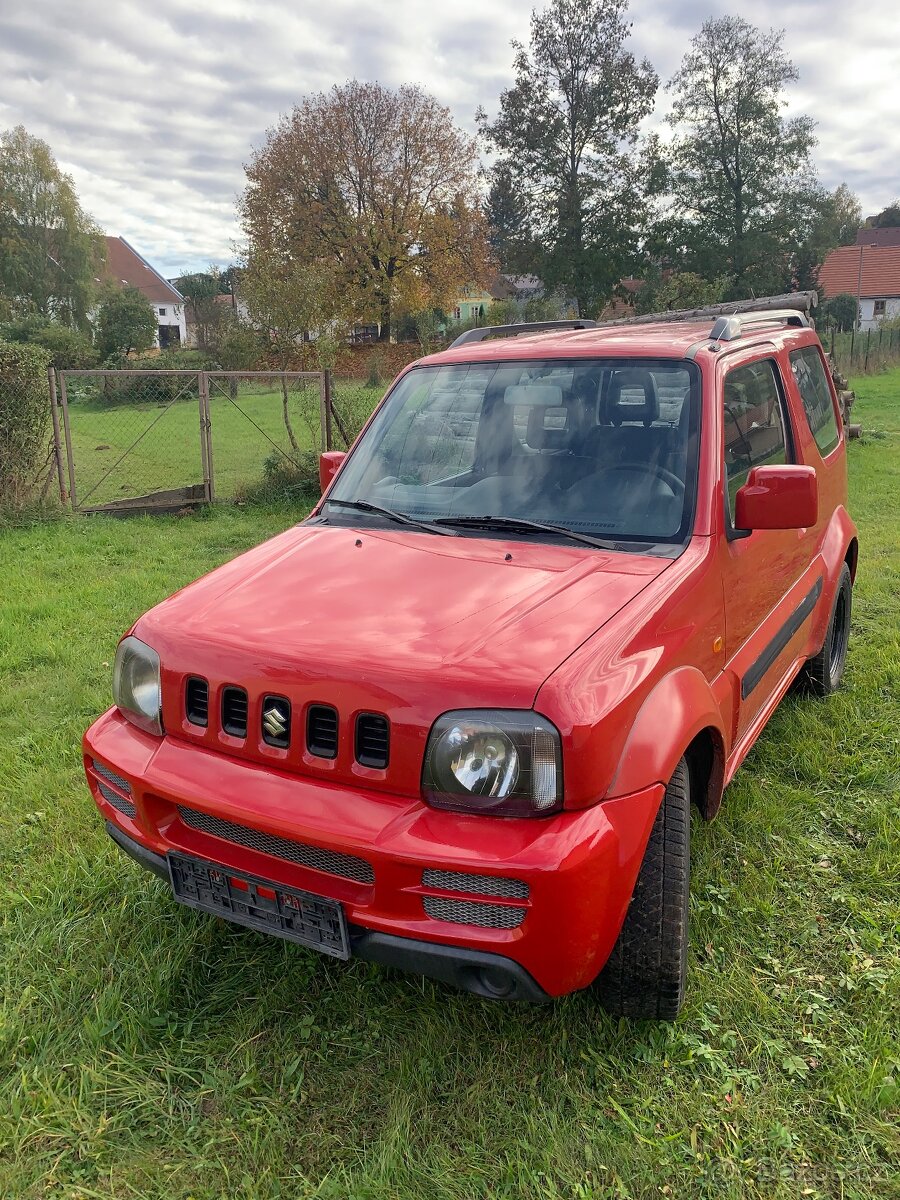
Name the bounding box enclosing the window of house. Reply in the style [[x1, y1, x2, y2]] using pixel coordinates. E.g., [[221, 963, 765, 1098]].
[[159, 307, 167, 316], [723, 359, 789, 521], [790, 346, 841, 456], [453, 307, 461, 320], [874, 299, 886, 316]]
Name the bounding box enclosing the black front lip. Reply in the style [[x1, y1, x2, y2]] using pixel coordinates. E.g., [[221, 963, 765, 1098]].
[[103, 822, 551, 1002]]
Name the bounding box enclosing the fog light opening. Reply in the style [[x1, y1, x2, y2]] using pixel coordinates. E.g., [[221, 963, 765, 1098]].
[[475, 965, 516, 999]]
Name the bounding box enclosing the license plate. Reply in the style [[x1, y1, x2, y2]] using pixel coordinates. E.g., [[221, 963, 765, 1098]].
[[167, 852, 350, 960]]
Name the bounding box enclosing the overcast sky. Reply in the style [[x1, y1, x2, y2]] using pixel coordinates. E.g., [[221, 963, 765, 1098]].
[[2, 0, 897, 276]]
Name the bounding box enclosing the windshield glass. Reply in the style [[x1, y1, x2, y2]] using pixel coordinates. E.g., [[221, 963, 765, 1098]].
[[326, 358, 701, 552]]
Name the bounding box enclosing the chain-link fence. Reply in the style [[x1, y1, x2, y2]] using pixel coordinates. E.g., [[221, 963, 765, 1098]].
[[205, 372, 324, 502], [52, 368, 387, 514], [57, 369, 207, 512]]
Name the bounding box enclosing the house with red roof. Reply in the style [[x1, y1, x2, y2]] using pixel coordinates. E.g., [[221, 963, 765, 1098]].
[[102, 237, 186, 349], [818, 236, 900, 330]]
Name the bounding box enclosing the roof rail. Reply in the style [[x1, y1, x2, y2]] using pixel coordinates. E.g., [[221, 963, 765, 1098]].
[[708, 309, 811, 342], [448, 319, 598, 349]]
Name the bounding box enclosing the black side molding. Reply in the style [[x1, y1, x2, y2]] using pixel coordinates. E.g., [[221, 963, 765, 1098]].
[[742, 578, 823, 700]]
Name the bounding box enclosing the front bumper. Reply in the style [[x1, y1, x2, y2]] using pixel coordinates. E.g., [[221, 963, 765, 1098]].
[[85, 708, 664, 998]]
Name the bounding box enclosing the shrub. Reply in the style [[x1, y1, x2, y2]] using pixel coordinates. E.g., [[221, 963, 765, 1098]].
[[97, 350, 218, 404], [365, 350, 385, 389], [0, 315, 98, 369], [235, 449, 320, 505], [0, 339, 52, 507]]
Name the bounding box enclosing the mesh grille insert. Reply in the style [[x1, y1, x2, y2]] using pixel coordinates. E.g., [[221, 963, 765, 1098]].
[[422, 896, 525, 929], [186, 678, 209, 726], [177, 806, 374, 884], [98, 781, 137, 818], [221, 687, 249, 738], [92, 760, 132, 795], [307, 705, 338, 759], [355, 713, 389, 769], [422, 869, 529, 900]]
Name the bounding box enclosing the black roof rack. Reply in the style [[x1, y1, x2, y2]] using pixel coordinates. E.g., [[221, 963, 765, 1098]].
[[448, 319, 597, 349]]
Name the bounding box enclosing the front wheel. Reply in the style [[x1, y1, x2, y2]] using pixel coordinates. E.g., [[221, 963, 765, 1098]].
[[593, 757, 690, 1021], [801, 563, 852, 696]]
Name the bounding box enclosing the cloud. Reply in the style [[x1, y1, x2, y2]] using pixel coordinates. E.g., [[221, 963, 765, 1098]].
[[1, 0, 897, 274]]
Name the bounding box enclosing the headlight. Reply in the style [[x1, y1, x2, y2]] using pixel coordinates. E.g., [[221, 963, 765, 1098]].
[[113, 636, 163, 736], [422, 710, 562, 817]]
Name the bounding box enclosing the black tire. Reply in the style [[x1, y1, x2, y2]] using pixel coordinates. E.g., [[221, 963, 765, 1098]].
[[801, 563, 852, 696], [594, 757, 690, 1021]]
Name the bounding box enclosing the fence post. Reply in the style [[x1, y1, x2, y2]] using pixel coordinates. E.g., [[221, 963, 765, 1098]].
[[57, 371, 78, 510], [199, 371, 215, 503], [47, 367, 68, 504], [322, 370, 334, 452], [849, 327, 855, 364], [864, 328, 871, 372]]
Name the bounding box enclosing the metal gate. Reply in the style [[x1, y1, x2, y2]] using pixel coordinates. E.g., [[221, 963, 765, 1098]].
[[54, 369, 329, 514]]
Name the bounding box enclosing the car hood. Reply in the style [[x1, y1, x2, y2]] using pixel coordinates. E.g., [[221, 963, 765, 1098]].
[[139, 523, 666, 707]]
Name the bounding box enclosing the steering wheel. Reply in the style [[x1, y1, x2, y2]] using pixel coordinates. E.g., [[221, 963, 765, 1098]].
[[592, 462, 686, 497]]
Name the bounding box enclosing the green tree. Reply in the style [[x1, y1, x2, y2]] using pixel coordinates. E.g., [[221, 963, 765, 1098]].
[[664, 17, 819, 298], [95, 287, 157, 359], [0, 126, 103, 328], [868, 201, 900, 228], [821, 293, 858, 332], [632, 270, 727, 316], [478, 0, 658, 317], [175, 270, 222, 349], [484, 165, 535, 272]]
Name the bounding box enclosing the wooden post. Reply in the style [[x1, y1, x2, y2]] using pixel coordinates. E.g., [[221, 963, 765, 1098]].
[[864, 329, 871, 372], [58, 371, 78, 510], [199, 372, 215, 503], [47, 367, 67, 503], [198, 372, 211, 503]]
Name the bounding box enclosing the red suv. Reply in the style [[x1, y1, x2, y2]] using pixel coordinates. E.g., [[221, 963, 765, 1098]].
[[84, 304, 857, 1019]]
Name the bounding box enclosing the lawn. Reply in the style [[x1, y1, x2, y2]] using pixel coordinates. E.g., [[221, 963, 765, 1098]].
[[63, 378, 382, 507], [0, 373, 898, 1199]]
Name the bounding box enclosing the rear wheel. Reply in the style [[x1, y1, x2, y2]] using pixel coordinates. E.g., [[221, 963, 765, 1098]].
[[594, 757, 690, 1021], [801, 564, 852, 696]]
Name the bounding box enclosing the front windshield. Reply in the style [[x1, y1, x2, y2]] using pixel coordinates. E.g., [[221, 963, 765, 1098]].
[[326, 358, 701, 552]]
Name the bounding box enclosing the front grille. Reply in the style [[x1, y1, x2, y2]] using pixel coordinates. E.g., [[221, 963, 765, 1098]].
[[177, 805, 374, 884], [185, 678, 209, 726], [92, 760, 137, 819], [422, 896, 525, 929], [355, 713, 389, 768], [221, 686, 249, 738], [422, 869, 530, 900], [307, 705, 338, 759]]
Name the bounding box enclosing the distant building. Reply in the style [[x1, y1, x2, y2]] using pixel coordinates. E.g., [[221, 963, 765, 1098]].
[[102, 237, 186, 348], [818, 239, 900, 330]]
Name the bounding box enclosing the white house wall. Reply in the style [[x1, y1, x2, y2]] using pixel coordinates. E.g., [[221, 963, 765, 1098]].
[[859, 297, 900, 331]]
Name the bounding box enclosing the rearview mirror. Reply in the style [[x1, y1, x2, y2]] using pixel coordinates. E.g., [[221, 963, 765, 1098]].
[[734, 465, 817, 531], [319, 451, 346, 494]]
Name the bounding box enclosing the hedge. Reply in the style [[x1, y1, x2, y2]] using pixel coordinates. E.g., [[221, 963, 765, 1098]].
[[0, 339, 52, 507]]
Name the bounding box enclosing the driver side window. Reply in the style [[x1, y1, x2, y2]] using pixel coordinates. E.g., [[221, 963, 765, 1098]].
[[723, 360, 789, 521]]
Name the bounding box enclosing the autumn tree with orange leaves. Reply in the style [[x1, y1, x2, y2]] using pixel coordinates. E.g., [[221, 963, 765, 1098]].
[[239, 81, 494, 342]]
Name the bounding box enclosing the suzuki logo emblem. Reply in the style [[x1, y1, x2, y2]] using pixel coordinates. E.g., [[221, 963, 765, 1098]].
[[263, 703, 288, 740]]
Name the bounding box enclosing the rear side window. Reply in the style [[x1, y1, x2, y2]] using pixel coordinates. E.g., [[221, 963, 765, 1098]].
[[723, 359, 788, 520], [790, 346, 841, 456]]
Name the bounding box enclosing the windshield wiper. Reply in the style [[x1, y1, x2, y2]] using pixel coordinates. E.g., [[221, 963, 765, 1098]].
[[325, 498, 457, 536], [434, 514, 616, 550]]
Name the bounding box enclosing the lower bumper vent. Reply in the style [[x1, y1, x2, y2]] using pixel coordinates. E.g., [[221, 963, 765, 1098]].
[[177, 806, 374, 885], [422, 896, 526, 929], [422, 869, 529, 900], [92, 760, 137, 819]]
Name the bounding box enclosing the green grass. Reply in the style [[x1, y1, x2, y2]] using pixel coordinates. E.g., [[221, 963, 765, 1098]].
[[1, 375, 898, 1199], [64, 379, 382, 507]]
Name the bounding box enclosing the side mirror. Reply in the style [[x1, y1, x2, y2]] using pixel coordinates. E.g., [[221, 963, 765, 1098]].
[[734, 465, 817, 531], [319, 450, 346, 494]]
